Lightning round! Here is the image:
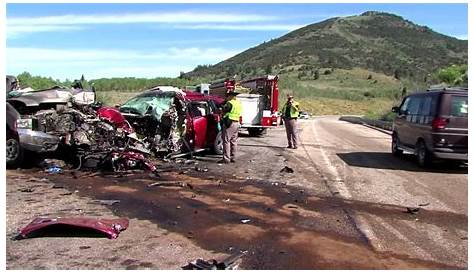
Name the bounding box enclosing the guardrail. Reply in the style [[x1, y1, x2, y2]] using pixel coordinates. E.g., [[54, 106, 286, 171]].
[[339, 116, 393, 132]]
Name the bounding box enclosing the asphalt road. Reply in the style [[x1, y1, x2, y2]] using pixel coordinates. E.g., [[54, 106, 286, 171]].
[[6, 116, 467, 269], [292, 116, 468, 268]]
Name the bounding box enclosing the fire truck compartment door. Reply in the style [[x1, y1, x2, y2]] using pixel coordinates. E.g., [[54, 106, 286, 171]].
[[237, 94, 265, 125]]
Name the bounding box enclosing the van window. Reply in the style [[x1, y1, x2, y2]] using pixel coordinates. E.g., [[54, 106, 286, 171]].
[[419, 96, 434, 124], [400, 97, 411, 113], [450, 96, 468, 117], [420, 96, 432, 116], [406, 96, 422, 115]]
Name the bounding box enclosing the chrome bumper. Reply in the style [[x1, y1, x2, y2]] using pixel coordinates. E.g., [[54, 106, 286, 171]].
[[18, 129, 60, 153], [433, 147, 468, 161]]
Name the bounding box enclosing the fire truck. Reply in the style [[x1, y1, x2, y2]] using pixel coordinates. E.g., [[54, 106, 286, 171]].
[[208, 78, 236, 97], [237, 75, 280, 136], [201, 75, 280, 136]]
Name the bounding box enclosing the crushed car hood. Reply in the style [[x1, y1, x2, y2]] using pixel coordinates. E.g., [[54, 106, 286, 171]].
[[8, 87, 95, 107]]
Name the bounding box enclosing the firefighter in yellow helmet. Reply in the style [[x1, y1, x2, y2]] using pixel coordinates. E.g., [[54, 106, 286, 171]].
[[281, 94, 300, 149], [218, 91, 242, 163]]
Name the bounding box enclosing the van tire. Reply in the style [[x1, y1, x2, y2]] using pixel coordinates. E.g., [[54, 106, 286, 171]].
[[214, 132, 223, 155], [391, 134, 403, 157], [416, 140, 432, 167]]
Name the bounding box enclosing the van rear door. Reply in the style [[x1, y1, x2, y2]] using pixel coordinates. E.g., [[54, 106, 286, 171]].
[[436, 93, 468, 149]]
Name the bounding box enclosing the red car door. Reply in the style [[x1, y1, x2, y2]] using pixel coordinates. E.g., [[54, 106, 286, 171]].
[[188, 102, 208, 149]]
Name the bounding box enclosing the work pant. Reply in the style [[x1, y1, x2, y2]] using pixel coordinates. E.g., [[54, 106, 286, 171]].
[[284, 117, 298, 148], [222, 121, 239, 162]]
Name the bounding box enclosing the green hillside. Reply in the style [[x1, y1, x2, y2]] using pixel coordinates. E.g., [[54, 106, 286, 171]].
[[186, 11, 467, 81]]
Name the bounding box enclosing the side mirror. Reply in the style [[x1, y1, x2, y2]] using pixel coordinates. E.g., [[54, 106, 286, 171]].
[[391, 106, 400, 113]]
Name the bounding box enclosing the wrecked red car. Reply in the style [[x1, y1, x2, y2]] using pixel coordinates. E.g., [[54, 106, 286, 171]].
[[118, 86, 224, 157]]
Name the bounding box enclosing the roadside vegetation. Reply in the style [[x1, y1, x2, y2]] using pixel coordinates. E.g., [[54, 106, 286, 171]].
[[14, 62, 467, 121]]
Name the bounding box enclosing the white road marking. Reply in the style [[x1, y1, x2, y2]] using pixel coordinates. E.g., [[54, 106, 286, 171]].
[[299, 117, 452, 260]]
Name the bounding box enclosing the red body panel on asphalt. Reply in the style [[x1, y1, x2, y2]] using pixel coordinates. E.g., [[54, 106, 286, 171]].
[[19, 217, 129, 239]]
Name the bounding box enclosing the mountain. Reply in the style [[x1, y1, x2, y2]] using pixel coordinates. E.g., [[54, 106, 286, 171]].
[[185, 11, 467, 81]]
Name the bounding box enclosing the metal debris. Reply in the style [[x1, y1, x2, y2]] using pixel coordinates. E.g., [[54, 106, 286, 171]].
[[405, 207, 420, 214], [147, 181, 193, 189], [96, 199, 121, 206], [182, 251, 248, 270], [16, 217, 129, 240], [240, 219, 251, 224], [19, 188, 34, 193], [280, 166, 294, 173]]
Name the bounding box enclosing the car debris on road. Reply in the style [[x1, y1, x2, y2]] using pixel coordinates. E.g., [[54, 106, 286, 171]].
[[280, 166, 294, 173], [16, 217, 129, 240], [182, 251, 248, 270], [405, 207, 420, 214]]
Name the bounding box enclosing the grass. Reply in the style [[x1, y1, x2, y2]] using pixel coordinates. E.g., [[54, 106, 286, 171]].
[[95, 91, 140, 106], [278, 68, 403, 119]]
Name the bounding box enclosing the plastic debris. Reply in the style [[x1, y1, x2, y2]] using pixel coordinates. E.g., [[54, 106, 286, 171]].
[[240, 219, 251, 224], [47, 166, 62, 174]]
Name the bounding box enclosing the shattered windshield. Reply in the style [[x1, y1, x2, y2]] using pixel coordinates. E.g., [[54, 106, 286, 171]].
[[120, 92, 174, 120]]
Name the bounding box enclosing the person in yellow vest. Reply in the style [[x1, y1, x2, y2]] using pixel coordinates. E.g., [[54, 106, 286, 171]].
[[218, 91, 242, 164], [281, 95, 300, 149]]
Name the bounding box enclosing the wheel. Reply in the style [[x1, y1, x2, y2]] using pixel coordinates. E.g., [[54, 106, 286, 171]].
[[416, 140, 432, 167], [6, 137, 23, 168], [391, 134, 403, 157], [248, 128, 266, 137], [213, 131, 223, 155]]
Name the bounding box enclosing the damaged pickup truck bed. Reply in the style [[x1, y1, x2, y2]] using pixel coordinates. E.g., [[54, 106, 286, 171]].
[[7, 86, 155, 172], [118, 86, 224, 157]]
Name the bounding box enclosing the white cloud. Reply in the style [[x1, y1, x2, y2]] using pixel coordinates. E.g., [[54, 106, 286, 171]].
[[6, 11, 278, 38], [171, 24, 305, 31], [7, 47, 240, 62], [7, 12, 275, 26], [7, 25, 84, 38], [6, 47, 242, 79]]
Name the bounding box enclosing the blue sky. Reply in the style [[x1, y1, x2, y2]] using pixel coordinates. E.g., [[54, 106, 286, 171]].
[[6, 3, 468, 80]]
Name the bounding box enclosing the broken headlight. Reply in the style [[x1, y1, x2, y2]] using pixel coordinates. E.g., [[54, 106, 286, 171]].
[[16, 118, 38, 129]]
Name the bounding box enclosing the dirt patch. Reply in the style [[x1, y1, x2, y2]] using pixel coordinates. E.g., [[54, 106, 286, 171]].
[[17, 168, 462, 270]]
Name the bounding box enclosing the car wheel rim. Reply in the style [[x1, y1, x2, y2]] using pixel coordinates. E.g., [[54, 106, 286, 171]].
[[6, 139, 19, 161]]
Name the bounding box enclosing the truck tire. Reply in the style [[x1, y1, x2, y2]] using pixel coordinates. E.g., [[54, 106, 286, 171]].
[[248, 128, 267, 137], [214, 131, 223, 155]]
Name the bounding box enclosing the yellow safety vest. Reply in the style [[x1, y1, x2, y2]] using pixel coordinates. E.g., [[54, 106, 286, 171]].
[[281, 101, 300, 118], [225, 99, 242, 121]]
